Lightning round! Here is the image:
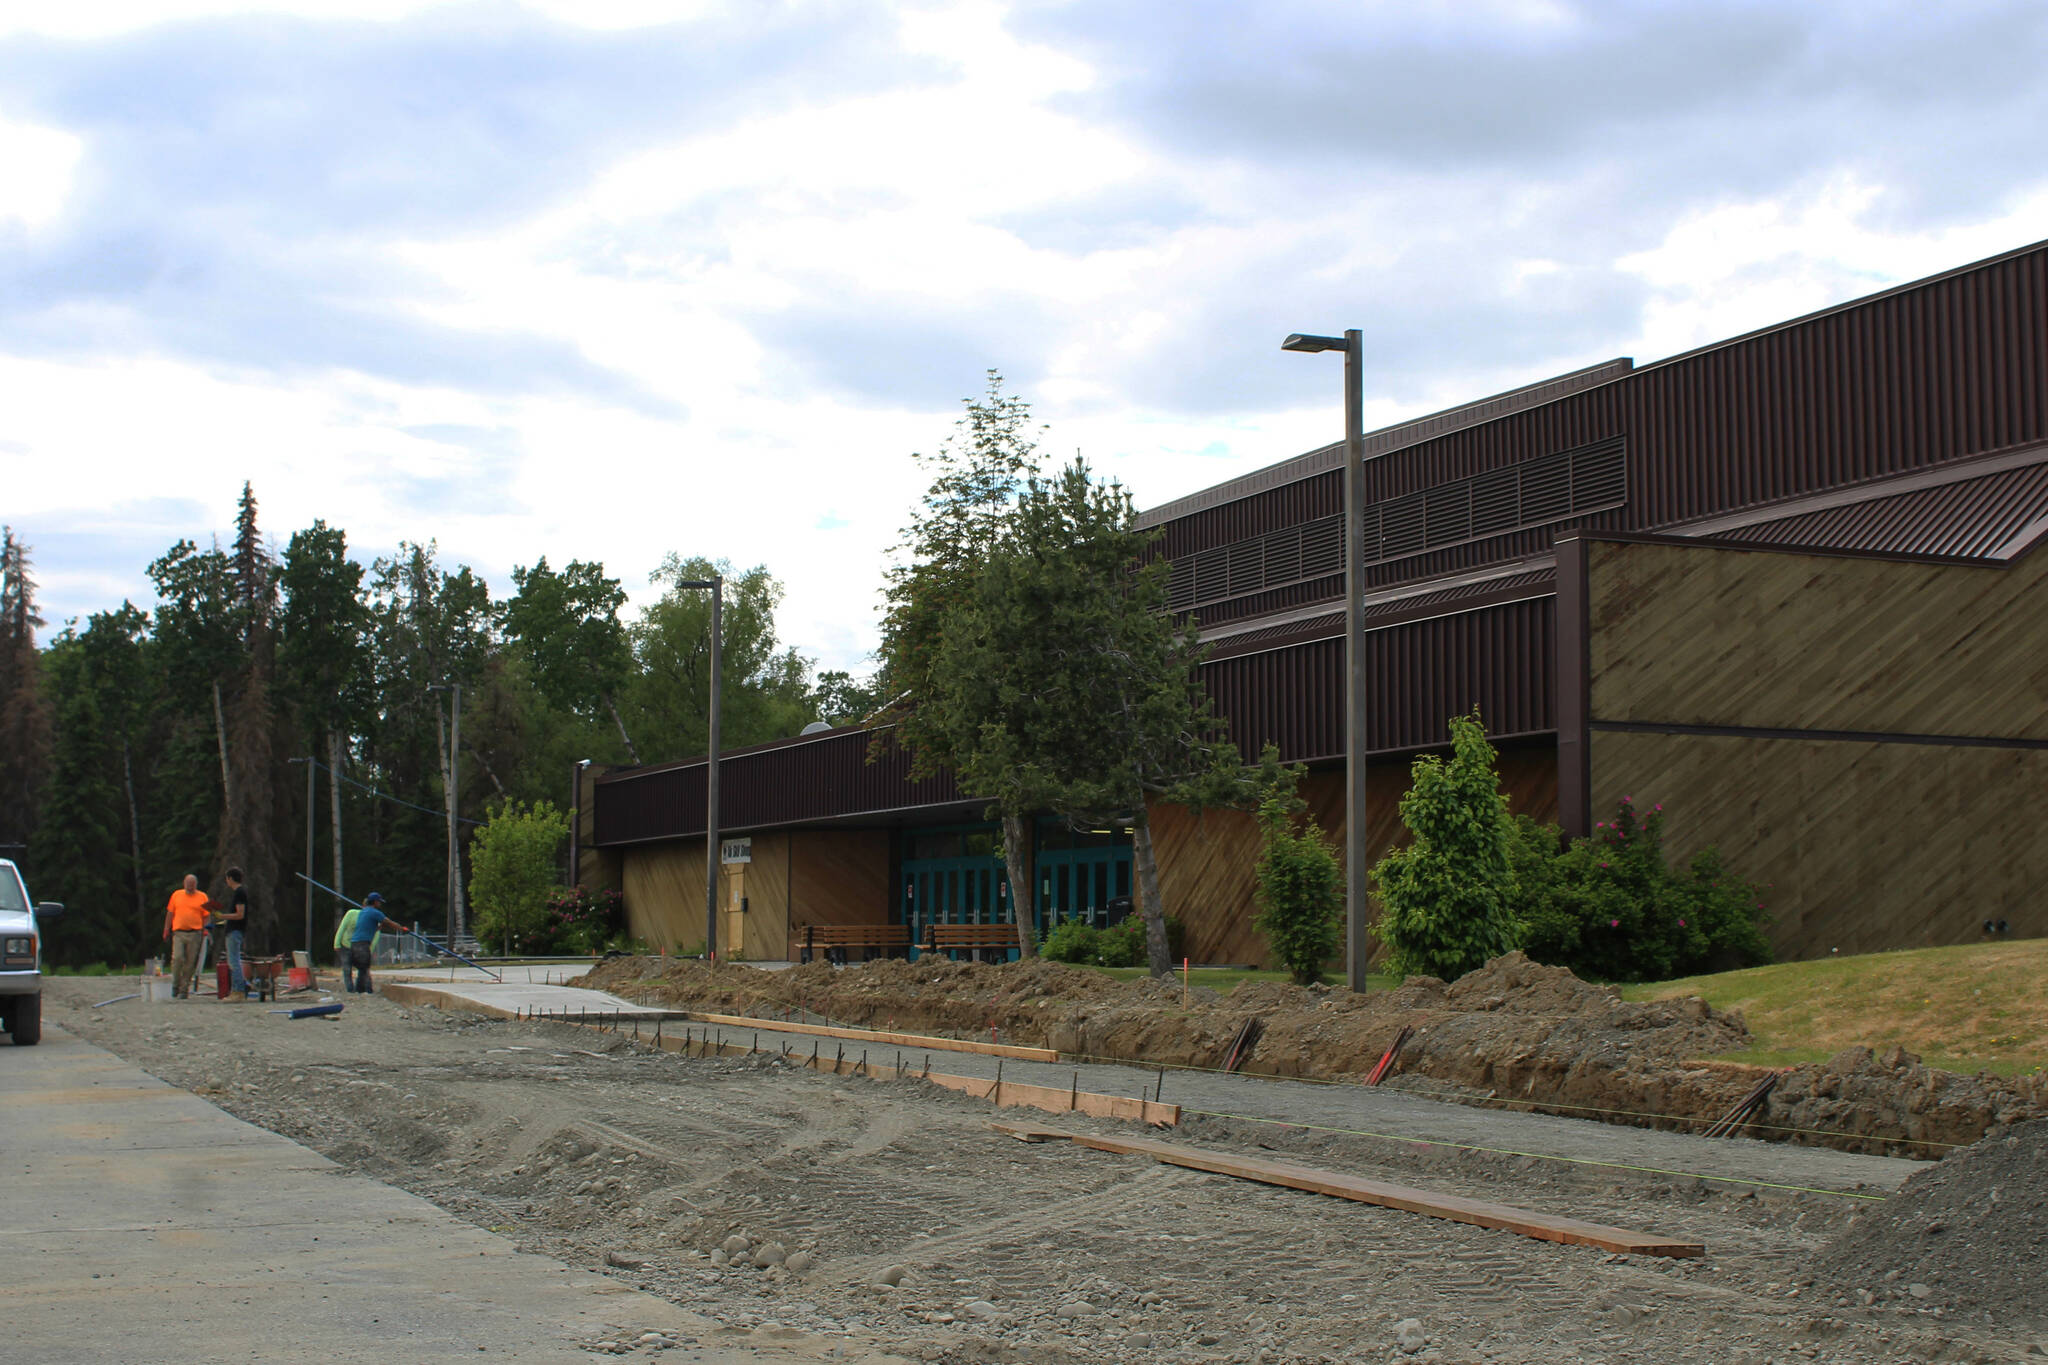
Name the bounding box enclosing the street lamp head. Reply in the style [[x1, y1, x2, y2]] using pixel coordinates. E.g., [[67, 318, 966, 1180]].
[[1282, 333, 1347, 354], [672, 579, 718, 590]]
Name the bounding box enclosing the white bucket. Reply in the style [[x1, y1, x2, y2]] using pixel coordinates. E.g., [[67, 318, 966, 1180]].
[[142, 977, 175, 1003]]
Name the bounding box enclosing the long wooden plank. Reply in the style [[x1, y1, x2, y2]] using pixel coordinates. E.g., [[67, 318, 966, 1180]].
[[683, 1011, 1059, 1062], [997, 1124, 1702, 1258]]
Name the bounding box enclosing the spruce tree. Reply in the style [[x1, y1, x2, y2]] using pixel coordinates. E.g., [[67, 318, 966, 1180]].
[[0, 529, 51, 864], [34, 639, 127, 965], [214, 483, 286, 951]]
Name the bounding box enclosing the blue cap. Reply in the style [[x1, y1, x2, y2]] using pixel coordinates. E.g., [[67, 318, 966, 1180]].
[[363, 892, 384, 906]]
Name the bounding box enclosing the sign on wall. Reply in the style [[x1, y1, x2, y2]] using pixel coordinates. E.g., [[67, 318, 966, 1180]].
[[720, 837, 752, 864]]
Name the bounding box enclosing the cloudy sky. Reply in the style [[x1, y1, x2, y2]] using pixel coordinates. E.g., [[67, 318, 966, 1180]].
[[3, 1, 2045, 673]]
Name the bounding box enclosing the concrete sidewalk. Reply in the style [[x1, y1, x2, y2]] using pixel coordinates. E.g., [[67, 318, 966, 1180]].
[[0, 1026, 892, 1365]]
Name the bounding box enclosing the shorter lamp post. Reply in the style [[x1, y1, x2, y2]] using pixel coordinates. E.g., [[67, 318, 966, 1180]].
[[670, 577, 724, 961], [568, 758, 592, 887]]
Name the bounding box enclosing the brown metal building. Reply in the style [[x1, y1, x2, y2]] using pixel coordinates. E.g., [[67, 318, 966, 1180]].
[[586, 239, 2048, 965]]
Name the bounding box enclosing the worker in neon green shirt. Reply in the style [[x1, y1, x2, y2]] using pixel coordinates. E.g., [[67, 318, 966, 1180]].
[[333, 902, 382, 994]]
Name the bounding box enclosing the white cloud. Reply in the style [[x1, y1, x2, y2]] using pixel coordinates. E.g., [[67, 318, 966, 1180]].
[[3, 0, 2046, 687], [0, 113, 80, 228]]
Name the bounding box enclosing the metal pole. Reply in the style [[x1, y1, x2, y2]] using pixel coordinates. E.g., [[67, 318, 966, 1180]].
[[1341, 329, 1370, 994], [450, 681, 465, 944], [705, 577, 723, 962], [304, 754, 315, 956], [568, 759, 585, 887]]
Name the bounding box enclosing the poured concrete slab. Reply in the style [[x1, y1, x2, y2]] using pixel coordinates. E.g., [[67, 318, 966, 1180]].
[[0, 1027, 898, 1365]]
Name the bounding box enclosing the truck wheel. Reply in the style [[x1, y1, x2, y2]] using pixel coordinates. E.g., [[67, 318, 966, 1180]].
[[8, 994, 40, 1045]]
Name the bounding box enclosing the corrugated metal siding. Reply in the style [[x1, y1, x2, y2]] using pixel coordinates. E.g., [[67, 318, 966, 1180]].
[[1202, 596, 1555, 762], [1159, 242, 2048, 608], [1139, 358, 1634, 532], [1721, 460, 2048, 558], [593, 729, 964, 845]]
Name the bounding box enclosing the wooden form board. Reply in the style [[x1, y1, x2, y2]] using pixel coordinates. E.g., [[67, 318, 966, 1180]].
[[991, 1123, 1702, 1258], [592, 1017, 1179, 1126], [683, 1011, 1059, 1062]]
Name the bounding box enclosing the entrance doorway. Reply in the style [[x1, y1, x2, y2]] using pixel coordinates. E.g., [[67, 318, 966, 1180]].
[[895, 820, 1135, 958], [897, 825, 1010, 958], [1033, 821, 1133, 937]]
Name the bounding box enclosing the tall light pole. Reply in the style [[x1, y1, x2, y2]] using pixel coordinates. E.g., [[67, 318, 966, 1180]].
[[672, 577, 724, 961], [428, 681, 465, 945], [1282, 328, 1370, 993]]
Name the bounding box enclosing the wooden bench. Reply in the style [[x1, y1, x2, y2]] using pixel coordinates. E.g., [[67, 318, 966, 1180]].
[[799, 924, 912, 964], [924, 922, 1023, 962]]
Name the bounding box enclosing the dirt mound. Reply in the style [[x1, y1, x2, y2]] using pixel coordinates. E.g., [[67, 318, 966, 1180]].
[[1813, 1117, 2048, 1324], [581, 952, 2048, 1155]]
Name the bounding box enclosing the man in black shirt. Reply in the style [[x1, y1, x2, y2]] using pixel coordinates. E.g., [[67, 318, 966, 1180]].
[[220, 866, 250, 1003]]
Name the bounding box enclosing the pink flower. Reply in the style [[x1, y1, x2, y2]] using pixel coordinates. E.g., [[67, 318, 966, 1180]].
[[1654, 804, 1663, 812], [1677, 919, 1686, 927], [1609, 919, 1619, 928], [1599, 861, 1609, 868]]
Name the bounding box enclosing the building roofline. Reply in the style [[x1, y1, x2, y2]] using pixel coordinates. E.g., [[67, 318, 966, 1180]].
[[1135, 357, 1633, 527], [1139, 235, 2048, 532]]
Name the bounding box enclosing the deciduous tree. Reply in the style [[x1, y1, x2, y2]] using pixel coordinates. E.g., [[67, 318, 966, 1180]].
[[503, 556, 639, 761], [923, 459, 1266, 971]]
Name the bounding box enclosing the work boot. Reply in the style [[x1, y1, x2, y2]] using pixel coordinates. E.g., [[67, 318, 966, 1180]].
[[226, 991, 247, 1003]]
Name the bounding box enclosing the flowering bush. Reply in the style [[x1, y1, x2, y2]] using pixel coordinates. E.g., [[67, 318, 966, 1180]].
[[530, 886, 626, 955], [1514, 798, 1772, 982]]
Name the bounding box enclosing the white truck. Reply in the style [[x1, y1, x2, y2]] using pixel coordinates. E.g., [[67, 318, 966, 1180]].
[[0, 859, 63, 1045]]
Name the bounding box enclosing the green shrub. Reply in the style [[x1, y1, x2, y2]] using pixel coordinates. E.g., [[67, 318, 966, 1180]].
[[1514, 798, 1772, 982], [1253, 789, 1344, 985], [1041, 919, 1102, 964], [469, 800, 571, 953], [1042, 914, 1185, 968], [1371, 713, 1521, 982]]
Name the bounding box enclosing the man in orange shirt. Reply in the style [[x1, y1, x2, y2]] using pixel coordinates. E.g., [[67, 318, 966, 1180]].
[[161, 874, 211, 999]]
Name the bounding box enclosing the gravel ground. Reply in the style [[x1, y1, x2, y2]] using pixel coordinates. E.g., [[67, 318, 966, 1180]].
[[1814, 1118, 2048, 1325], [40, 980, 2044, 1365]]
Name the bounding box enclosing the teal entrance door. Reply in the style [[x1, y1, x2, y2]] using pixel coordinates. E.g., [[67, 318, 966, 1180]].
[[896, 825, 1013, 960], [1033, 821, 1133, 936]]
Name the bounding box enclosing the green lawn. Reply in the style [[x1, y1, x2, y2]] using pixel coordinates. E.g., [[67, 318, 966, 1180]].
[[1620, 938, 2048, 1077]]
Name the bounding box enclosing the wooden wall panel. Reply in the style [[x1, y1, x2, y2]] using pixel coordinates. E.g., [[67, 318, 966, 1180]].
[[739, 832, 792, 964], [1150, 746, 1557, 967], [623, 842, 705, 952], [1592, 731, 2047, 957], [1588, 539, 2048, 737], [1586, 536, 2048, 960], [787, 830, 893, 957]]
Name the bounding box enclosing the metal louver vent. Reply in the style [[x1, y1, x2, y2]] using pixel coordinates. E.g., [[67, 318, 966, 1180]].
[[1424, 484, 1471, 548], [1164, 435, 1625, 613], [1518, 451, 1573, 523], [1300, 517, 1342, 576]]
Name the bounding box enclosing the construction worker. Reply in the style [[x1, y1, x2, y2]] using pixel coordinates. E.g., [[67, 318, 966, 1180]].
[[160, 874, 211, 998], [346, 893, 404, 995], [332, 899, 381, 993], [218, 866, 250, 1002]]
